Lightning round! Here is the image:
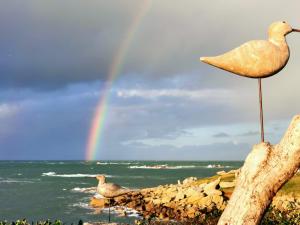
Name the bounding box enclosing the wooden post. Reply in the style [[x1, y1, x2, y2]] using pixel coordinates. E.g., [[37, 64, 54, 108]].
[[217, 115, 300, 225], [258, 78, 264, 142]]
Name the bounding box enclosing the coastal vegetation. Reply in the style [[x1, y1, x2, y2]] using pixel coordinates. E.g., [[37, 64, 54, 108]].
[[2, 209, 300, 225], [0, 220, 83, 225], [2, 212, 300, 225]]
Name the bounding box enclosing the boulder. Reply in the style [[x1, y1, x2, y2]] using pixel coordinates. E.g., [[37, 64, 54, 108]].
[[127, 200, 138, 209], [187, 195, 203, 204], [114, 195, 127, 203], [90, 197, 107, 208], [211, 194, 224, 208], [175, 192, 186, 201], [206, 189, 222, 196], [182, 177, 197, 185], [152, 198, 161, 205], [219, 181, 235, 189], [197, 196, 213, 207], [186, 206, 197, 218], [164, 201, 177, 209], [145, 202, 155, 212], [185, 188, 201, 198], [204, 178, 222, 196], [161, 196, 172, 204]]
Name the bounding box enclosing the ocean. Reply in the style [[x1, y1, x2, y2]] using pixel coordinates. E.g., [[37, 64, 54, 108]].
[[0, 161, 242, 223]]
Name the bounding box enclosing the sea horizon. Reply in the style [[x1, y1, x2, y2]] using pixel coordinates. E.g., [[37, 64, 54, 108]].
[[0, 159, 245, 162]]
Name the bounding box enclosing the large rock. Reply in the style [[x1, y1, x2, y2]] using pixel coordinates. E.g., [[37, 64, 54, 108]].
[[197, 196, 213, 208], [90, 197, 107, 208], [187, 194, 204, 204], [175, 192, 185, 201], [182, 177, 197, 185], [219, 181, 235, 189], [152, 198, 161, 205], [204, 177, 222, 196], [161, 196, 172, 204], [185, 188, 201, 197], [211, 194, 224, 208], [186, 206, 198, 218]]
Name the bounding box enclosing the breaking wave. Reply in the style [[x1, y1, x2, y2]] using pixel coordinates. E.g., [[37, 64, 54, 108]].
[[71, 202, 91, 210], [96, 162, 137, 165], [100, 206, 141, 218], [129, 164, 232, 170], [42, 172, 113, 178], [0, 178, 36, 184], [206, 164, 232, 169], [71, 187, 96, 194], [129, 165, 196, 169]]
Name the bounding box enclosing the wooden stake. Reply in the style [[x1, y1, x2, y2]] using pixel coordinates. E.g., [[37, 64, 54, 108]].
[[258, 78, 264, 142]]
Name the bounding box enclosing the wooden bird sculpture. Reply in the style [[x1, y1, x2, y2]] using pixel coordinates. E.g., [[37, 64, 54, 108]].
[[96, 175, 132, 198], [200, 21, 300, 142], [201, 21, 299, 78]]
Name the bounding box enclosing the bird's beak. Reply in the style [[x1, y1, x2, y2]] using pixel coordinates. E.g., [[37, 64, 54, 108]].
[[292, 28, 300, 32]]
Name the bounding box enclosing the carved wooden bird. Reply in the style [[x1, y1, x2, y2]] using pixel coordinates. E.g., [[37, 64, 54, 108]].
[[200, 21, 300, 78], [200, 21, 299, 142], [96, 175, 131, 198]]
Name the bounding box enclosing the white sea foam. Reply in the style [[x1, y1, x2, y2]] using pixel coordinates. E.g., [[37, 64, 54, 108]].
[[129, 164, 234, 170], [45, 162, 65, 165], [71, 202, 91, 209], [96, 162, 135, 165], [0, 179, 35, 183], [42, 172, 56, 176], [206, 164, 232, 169], [94, 193, 104, 199], [129, 165, 196, 169], [71, 187, 96, 194], [168, 165, 196, 169], [42, 172, 113, 178], [100, 206, 142, 218]]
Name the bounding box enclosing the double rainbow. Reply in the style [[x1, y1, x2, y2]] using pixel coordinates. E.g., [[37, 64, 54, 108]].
[[85, 0, 152, 160]]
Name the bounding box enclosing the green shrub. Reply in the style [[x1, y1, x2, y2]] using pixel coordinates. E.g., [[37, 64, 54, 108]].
[[261, 208, 300, 225], [0, 220, 83, 225]]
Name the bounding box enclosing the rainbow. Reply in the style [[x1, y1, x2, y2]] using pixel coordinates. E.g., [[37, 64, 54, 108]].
[[85, 0, 152, 160]]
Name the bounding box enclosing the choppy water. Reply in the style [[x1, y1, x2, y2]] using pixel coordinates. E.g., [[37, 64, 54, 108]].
[[0, 161, 242, 223]]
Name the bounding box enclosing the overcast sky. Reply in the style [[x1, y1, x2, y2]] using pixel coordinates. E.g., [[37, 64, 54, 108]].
[[0, 0, 300, 160]]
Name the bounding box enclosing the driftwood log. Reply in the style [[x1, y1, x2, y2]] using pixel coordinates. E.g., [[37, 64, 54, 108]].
[[217, 115, 300, 225]]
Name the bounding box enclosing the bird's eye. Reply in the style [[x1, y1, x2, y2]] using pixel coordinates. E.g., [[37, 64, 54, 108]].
[[282, 21, 286, 23]]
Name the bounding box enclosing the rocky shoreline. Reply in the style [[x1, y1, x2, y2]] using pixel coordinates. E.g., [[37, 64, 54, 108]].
[[90, 170, 300, 222]]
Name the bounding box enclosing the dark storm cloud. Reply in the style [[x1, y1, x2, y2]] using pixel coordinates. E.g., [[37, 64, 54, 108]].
[[1, 0, 300, 160], [0, 82, 100, 159], [0, 0, 139, 89], [0, 0, 299, 90]]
